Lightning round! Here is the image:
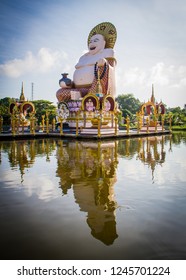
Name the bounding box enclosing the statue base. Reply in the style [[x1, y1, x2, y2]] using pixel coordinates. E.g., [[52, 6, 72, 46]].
[[80, 127, 116, 135]]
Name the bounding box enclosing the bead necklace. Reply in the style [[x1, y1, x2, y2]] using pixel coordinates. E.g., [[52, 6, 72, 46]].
[[94, 62, 107, 80]]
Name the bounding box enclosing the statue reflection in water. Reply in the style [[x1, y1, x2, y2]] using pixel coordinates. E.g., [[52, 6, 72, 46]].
[[55, 136, 169, 245], [56, 140, 119, 245], [1, 135, 171, 245]]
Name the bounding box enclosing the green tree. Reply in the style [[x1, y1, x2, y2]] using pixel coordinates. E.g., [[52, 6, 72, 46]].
[[166, 107, 186, 126], [32, 100, 57, 124], [0, 97, 13, 125], [116, 94, 142, 116], [116, 94, 142, 126]]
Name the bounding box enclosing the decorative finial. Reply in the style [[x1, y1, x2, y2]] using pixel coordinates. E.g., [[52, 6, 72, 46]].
[[151, 84, 155, 103], [20, 82, 25, 102]]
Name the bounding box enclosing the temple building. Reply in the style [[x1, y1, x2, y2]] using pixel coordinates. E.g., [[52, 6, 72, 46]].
[[138, 84, 166, 131], [9, 83, 35, 130]]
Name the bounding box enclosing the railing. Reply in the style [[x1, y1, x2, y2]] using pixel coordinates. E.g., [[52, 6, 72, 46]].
[[0, 112, 172, 137]]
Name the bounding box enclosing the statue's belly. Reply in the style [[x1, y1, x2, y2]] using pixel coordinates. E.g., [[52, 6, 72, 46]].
[[73, 66, 94, 86]]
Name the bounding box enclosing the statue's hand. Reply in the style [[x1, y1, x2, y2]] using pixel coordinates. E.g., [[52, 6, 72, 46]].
[[97, 58, 107, 67]]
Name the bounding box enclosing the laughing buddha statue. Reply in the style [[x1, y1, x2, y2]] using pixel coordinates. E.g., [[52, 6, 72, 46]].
[[56, 22, 117, 102]]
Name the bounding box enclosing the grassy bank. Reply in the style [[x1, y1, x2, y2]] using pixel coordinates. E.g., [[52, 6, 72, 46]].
[[172, 125, 186, 131]]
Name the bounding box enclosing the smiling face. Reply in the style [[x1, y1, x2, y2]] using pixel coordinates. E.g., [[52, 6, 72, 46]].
[[88, 34, 106, 55]]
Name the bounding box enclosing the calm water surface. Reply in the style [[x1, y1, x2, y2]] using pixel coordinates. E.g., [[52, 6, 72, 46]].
[[0, 132, 186, 260]]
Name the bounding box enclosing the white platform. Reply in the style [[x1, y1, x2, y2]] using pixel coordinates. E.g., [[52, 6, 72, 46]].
[[80, 127, 117, 135]]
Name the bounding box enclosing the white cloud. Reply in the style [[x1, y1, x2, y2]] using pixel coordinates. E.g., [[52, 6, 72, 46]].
[[1, 168, 60, 202], [0, 48, 68, 78], [115, 62, 186, 107], [123, 67, 147, 85], [150, 63, 169, 86], [122, 62, 186, 89]]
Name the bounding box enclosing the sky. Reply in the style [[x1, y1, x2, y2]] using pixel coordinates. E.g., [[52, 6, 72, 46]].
[[0, 0, 186, 108]]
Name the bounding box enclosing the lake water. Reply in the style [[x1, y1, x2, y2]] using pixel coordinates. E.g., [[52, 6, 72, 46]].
[[0, 132, 186, 260]]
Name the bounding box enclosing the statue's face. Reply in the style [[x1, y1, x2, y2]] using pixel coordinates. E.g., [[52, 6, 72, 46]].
[[88, 34, 106, 55]]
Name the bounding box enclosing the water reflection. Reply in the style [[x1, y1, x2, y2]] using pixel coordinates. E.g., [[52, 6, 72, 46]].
[[56, 141, 119, 245], [0, 135, 174, 247], [137, 137, 166, 182], [0, 139, 56, 182]]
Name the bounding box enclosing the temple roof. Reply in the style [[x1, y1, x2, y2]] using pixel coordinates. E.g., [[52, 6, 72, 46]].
[[19, 82, 26, 102], [150, 84, 155, 103]]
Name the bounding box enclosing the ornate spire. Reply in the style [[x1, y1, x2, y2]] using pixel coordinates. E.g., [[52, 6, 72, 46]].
[[20, 82, 25, 102], [151, 84, 155, 103]]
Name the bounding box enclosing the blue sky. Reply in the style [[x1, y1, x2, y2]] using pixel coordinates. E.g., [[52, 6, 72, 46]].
[[0, 0, 186, 108]]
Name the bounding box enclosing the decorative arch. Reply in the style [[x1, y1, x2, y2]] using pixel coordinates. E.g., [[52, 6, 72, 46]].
[[81, 93, 100, 111], [140, 101, 157, 116], [9, 102, 17, 114], [102, 94, 115, 111], [20, 102, 35, 115], [157, 103, 165, 115]]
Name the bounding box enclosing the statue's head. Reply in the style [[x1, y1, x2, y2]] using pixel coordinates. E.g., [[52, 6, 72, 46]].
[[88, 22, 117, 50], [88, 34, 106, 55]]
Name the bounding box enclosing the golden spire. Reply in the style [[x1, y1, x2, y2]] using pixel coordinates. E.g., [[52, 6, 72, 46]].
[[20, 82, 25, 102], [151, 84, 155, 103]]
